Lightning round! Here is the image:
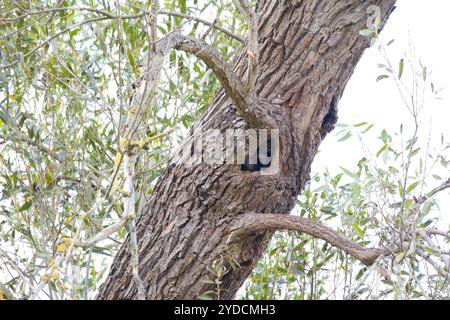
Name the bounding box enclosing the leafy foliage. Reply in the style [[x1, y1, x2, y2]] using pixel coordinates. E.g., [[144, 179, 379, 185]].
[[0, 0, 244, 299]]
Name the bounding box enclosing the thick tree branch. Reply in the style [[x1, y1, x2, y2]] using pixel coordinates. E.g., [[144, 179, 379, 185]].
[[230, 213, 390, 266], [170, 33, 250, 116]]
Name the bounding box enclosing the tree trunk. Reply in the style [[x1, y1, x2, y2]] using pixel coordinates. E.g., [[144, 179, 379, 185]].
[[98, 0, 397, 299]]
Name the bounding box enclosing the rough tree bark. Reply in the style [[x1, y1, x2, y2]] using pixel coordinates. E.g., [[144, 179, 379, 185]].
[[98, 0, 397, 299]]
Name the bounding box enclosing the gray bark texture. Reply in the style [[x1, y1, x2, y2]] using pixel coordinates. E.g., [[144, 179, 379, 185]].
[[98, 0, 397, 299]]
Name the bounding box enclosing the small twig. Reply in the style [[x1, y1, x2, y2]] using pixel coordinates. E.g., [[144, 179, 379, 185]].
[[70, 219, 127, 249], [84, 248, 93, 300]]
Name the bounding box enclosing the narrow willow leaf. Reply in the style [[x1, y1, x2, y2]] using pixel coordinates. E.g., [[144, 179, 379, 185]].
[[376, 75, 389, 82], [338, 131, 352, 142], [340, 167, 358, 179], [406, 181, 420, 193], [398, 59, 404, 79], [17, 201, 32, 212], [359, 29, 374, 37]]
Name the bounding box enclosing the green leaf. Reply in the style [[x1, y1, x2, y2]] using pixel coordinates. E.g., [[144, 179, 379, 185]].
[[359, 29, 374, 37], [362, 123, 375, 133], [198, 293, 214, 300], [422, 66, 427, 81], [127, 48, 135, 69], [406, 181, 420, 194], [398, 59, 404, 79], [179, 0, 187, 13], [353, 222, 364, 238], [374, 17, 380, 30], [376, 75, 389, 82], [340, 167, 358, 179], [420, 219, 434, 228], [320, 206, 336, 216], [356, 267, 368, 281], [422, 201, 434, 215], [17, 200, 32, 212], [432, 174, 442, 181], [338, 131, 352, 142], [376, 144, 388, 157]]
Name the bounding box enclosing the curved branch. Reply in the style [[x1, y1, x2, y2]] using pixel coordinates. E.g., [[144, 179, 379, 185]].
[[170, 33, 249, 116], [230, 213, 390, 266]]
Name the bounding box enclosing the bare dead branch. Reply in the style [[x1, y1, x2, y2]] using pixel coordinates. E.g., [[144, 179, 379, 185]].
[[230, 213, 390, 266], [70, 219, 127, 249]]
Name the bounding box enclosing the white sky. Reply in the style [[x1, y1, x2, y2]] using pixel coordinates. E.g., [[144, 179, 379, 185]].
[[313, 0, 450, 181]]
